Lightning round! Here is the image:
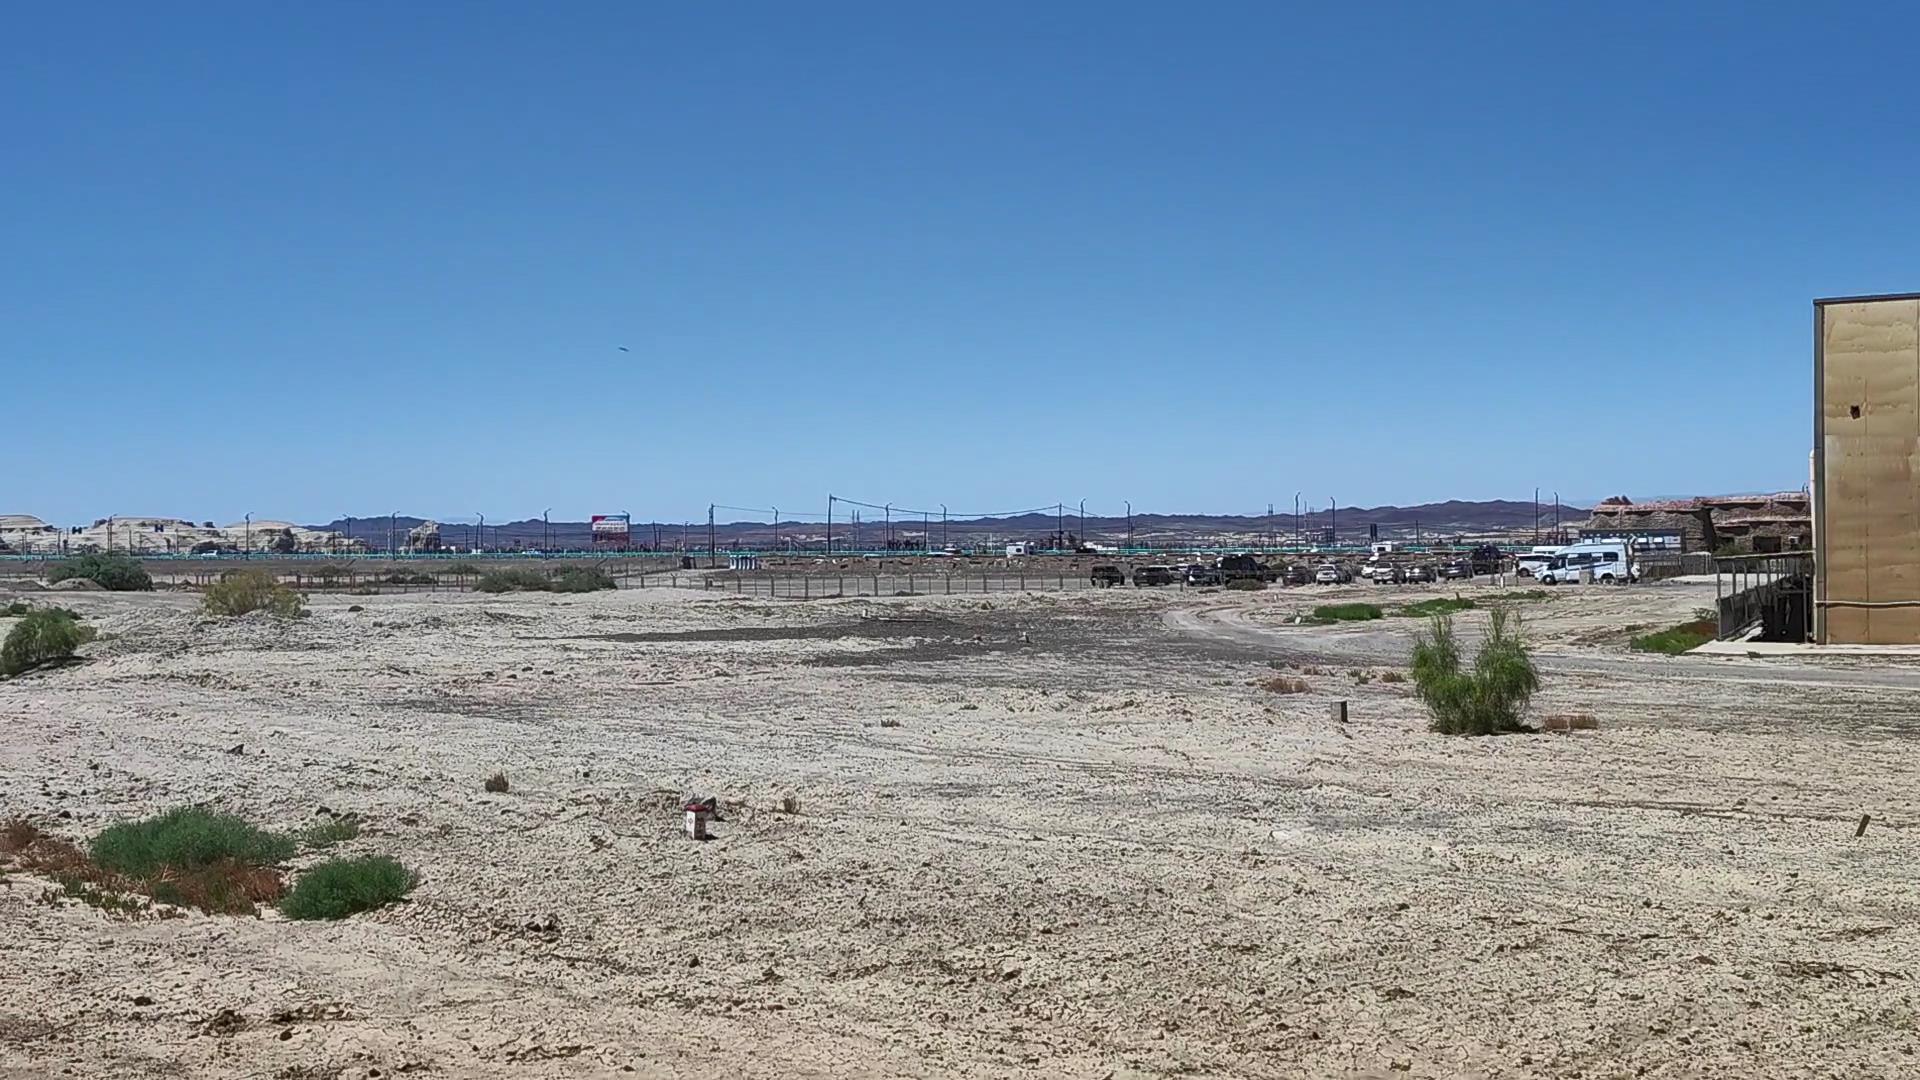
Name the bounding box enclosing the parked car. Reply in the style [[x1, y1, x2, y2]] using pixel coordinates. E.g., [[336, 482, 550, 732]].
[[1090, 564, 1125, 587], [1313, 563, 1350, 585], [1281, 564, 1311, 586], [1133, 564, 1177, 587], [1403, 564, 1436, 584], [1372, 564, 1403, 585], [1439, 559, 1473, 580]]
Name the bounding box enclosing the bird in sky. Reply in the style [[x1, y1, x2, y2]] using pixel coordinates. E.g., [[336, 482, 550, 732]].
[[617, 346, 629, 352]]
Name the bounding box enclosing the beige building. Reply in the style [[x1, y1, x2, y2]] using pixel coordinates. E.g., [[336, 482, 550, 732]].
[[1814, 293, 1920, 644]]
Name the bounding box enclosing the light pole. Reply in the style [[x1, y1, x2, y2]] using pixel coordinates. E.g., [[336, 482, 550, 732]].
[[543, 508, 550, 553], [477, 513, 485, 554], [1125, 500, 1133, 550], [1294, 492, 1301, 546], [1329, 498, 1337, 545], [827, 495, 835, 556], [771, 506, 778, 553], [389, 511, 399, 557], [1078, 499, 1085, 550], [244, 512, 251, 559], [941, 504, 948, 551]]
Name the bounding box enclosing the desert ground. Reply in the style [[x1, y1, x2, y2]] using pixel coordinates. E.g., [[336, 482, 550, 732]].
[[4, 576, 1920, 1079]]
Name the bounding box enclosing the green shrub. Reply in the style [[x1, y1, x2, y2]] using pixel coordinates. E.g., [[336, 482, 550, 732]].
[[281, 856, 415, 920], [91, 807, 295, 879], [1312, 603, 1383, 622], [1399, 597, 1475, 618], [2, 609, 95, 676], [1410, 609, 1539, 736], [203, 570, 307, 617], [48, 552, 152, 592], [298, 816, 361, 849], [548, 566, 616, 593], [1630, 618, 1716, 655], [475, 566, 616, 594], [443, 561, 481, 576], [475, 568, 550, 593], [2, 601, 31, 617], [382, 572, 435, 585]]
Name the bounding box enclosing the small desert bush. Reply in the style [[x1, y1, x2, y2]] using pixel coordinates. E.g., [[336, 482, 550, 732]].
[[475, 568, 550, 593], [548, 566, 617, 593], [382, 572, 435, 585], [281, 856, 415, 920], [1399, 597, 1475, 618], [203, 570, 306, 617], [476, 566, 617, 594], [2, 608, 95, 676], [1630, 617, 1716, 655], [309, 563, 353, 581], [443, 561, 481, 576], [1312, 603, 1383, 622], [1261, 674, 1310, 694], [49, 552, 152, 592], [79, 807, 294, 915], [484, 772, 510, 793], [1379, 670, 1407, 684], [299, 816, 361, 849], [3, 601, 31, 617], [1410, 608, 1539, 736], [1225, 577, 1266, 591], [91, 807, 295, 879]]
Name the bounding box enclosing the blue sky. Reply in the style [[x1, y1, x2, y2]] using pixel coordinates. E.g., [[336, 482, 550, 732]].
[[3, 3, 1909, 525]]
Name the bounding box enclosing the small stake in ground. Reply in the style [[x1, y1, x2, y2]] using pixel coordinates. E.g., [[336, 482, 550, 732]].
[[1856, 814, 1871, 838]]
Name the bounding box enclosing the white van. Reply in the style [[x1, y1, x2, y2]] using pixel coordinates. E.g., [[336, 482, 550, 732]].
[[1537, 541, 1635, 585], [1514, 546, 1560, 578]]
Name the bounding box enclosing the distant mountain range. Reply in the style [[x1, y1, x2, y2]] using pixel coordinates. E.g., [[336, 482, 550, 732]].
[[312, 499, 1586, 550]]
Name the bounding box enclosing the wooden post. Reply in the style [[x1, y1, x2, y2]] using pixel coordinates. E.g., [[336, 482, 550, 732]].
[[1329, 700, 1348, 724]]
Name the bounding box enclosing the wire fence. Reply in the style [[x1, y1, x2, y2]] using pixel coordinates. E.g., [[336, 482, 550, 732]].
[[636, 573, 1108, 597]]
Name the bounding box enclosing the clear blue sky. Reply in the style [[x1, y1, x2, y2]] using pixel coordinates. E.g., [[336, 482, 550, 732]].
[[5, 3, 1910, 526]]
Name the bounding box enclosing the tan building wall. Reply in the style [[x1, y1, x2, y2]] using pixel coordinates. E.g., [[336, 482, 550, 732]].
[[1815, 295, 1920, 644]]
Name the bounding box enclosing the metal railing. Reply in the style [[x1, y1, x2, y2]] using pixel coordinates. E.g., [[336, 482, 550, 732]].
[[1714, 551, 1813, 642]]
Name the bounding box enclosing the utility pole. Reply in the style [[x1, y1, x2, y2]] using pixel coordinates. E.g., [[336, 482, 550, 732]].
[[1330, 498, 1337, 544], [389, 511, 399, 557], [941, 504, 948, 551], [1533, 487, 1540, 543], [243, 513, 251, 559], [921, 509, 930, 552], [1078, 499, 1085, 550], [885, 504, 893, 550], [542, 508, 550, 553], [1293, 492, 1301, 547], [853, 510, 860, 551], [1268, 502, 1274, 549], [827, 495, 834, 556], [476, 513, 484, 554], [1056, 503, 1064, 551], [771, 506, 778, 553], [1125, 500, 1133, 550], [708, 505, 715, 563], [1554, 491, 1561, 542]]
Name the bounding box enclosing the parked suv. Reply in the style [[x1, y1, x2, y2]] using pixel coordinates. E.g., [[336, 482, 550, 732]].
[[1403, 564, 1436, 584], [1313, 563, 1350, 585], [1133, 565, 1176, 587], [1090, 564, 1125, 588]]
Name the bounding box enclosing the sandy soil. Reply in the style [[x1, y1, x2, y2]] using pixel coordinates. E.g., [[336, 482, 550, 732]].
[[4, 580, 1919, 1079]]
